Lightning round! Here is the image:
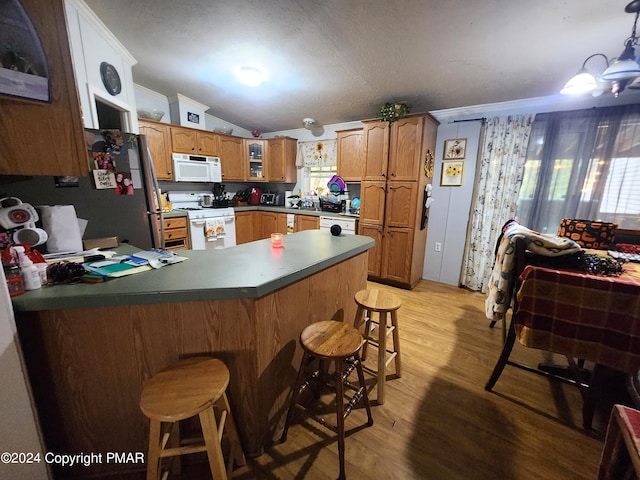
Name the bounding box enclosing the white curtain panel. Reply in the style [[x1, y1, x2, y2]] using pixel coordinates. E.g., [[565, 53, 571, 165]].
[[460, 114, 535, 292]]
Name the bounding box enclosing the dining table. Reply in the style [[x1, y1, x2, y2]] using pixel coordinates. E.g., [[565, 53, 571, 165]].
[[486, 248, 640, 429]]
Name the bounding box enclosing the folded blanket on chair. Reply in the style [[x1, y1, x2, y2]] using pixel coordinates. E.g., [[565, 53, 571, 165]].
[[485, 221, 581, 321]]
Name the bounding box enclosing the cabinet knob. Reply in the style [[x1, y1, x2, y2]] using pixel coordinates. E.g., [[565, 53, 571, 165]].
[[390, 172, 395, 177]]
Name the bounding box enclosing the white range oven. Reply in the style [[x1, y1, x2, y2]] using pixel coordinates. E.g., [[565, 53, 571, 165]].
[[167, 191, 236, 250]]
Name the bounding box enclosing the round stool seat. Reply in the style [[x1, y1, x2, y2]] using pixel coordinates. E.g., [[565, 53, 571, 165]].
[[141, 357, 229, 422], [300, 320, 363, 360], [355, 289, 401, 313]]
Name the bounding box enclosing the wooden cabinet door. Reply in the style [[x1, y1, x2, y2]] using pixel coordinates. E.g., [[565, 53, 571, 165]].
[[267, 137, 297, 182], [385, 181, 418, 228], [219, 135, 245, 181], [381, 227, 414, 284], [246, 139, 267, 181], [276, 213, 289, 235], [337, 128, 364, 181], [197, 132, 219, 156], [359, 181, 386, 225], [295, 215, 319, 232], [235, 211, 254, 244], [0, 0, 87, 176], [359, 223, 383, 277], [170, 127, 198, 153], [363, 121, 389, 180], [388, 116, 424, 181], [139, 120, 173, 180], [259, 211, 278, 239]]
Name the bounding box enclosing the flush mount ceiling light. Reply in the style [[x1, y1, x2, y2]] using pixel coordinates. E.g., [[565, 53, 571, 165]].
[[561, 0, 640, 97], [233, 65, 266, 87], [302, 118, 316, 129]]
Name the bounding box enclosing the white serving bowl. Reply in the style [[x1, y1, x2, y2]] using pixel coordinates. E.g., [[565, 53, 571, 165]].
[[137, 108, 165, 121]]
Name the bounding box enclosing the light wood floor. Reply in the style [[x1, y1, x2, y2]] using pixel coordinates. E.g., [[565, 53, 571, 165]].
[[180, 280, 629, 479]]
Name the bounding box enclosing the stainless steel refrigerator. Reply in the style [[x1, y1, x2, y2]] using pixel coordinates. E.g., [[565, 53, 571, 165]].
[[1, 128, 163, 251]]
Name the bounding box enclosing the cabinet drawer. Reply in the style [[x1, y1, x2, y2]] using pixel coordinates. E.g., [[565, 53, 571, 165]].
[[163, 226, 188, 240], [163, 217, 187, 229]]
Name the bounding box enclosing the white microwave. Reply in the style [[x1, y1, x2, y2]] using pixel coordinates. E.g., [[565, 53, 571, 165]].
[[172, 153, 222, 182]]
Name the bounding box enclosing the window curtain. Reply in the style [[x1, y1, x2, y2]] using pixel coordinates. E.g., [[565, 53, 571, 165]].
[[460, 114, 535, 292], [295, 139, 337, 167], [516, 104, 640, 233]]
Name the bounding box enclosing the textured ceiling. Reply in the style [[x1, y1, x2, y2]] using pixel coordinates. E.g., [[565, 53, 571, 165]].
[[83, 0, 637, 132]]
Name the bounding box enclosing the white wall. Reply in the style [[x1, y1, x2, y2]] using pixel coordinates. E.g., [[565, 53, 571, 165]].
[[0, 271, 49, 480], [65, 0, 138, 132]]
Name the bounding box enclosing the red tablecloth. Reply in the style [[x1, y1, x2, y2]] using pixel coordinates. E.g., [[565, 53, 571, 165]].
[[514, 261, 640, 373]]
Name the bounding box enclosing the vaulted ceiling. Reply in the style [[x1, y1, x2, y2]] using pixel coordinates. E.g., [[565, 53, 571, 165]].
[[84, 0, 639, 132]]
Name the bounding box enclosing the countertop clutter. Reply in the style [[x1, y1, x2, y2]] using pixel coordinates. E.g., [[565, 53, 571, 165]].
[[11, 230, 374, 312]]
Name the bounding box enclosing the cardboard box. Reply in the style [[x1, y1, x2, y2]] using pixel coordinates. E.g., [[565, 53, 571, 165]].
[[83, 236, 119, 250]]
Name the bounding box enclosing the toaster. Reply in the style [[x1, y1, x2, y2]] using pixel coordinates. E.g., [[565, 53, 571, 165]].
[[260, 193, 281, 205]]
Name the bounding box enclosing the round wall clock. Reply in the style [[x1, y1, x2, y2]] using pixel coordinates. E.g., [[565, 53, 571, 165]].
[[100, 62, 121, 96]]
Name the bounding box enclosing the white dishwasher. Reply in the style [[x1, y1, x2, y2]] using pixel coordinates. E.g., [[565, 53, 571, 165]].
[[319, 216, 357, 235]]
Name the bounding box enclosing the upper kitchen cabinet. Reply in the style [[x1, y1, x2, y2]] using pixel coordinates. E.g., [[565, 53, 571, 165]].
[[337, 128, 364, 181], [170, 126, 219, 156], [0, 0, 87, 176], [362, 121, 389, 181], [245, 139, 267, 181], [139, 119, 173, 180], [388, 116, 427, 181], [267, 136, 297, 182], [218, 134, 245, 181]]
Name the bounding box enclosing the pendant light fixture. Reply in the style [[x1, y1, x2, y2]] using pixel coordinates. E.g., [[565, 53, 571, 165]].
[[561, 0, 640, 97]]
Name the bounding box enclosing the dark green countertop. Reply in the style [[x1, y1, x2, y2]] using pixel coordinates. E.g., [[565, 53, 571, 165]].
[[12, 230, 373, 312]]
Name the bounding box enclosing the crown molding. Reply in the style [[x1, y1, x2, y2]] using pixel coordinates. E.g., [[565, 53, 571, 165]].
[[134, 83, 169, 102], [430, 91, 640, 122], [66, 0, 137, 66]]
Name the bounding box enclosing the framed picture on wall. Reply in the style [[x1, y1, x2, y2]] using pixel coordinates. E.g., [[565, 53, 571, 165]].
[[444, 138, 467, 159], [441, 160, 464, 187]]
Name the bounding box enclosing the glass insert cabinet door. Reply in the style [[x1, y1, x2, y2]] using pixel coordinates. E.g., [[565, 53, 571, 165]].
[[246, 140, 266, 180]]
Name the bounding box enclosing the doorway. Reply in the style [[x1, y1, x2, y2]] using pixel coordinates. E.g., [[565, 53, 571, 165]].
[[96, 99, 123, 130]]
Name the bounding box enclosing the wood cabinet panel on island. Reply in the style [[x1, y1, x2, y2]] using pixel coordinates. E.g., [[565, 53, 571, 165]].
[[139, 120, 173, 180], [0, 0, 87, 176], [337, 128, 364, 181]]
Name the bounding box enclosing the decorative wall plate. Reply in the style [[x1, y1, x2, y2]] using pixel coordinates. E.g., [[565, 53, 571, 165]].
[[100, 62, 121, 95]]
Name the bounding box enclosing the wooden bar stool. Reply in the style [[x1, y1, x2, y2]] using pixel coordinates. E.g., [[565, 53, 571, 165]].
[[281, 320, 373, 480], [353, 288, 402, 405], [140, 357, 246, 480]]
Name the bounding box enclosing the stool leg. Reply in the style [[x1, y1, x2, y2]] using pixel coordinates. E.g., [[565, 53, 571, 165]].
[[391, 310, 402, 378], [146, 419, 162, 480], [199, 406, 228, 480], [355, 352, 374, 426], [215, 392, 247, 474], [335, 358, 346, 480], [377, 310, 388, 404], [281, 353, 310, 442], [362, 309, 372, 361]]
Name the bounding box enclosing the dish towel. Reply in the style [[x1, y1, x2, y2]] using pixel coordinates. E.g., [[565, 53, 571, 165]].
[[205, 219, 225, 241], [485, 220, 582, 322]]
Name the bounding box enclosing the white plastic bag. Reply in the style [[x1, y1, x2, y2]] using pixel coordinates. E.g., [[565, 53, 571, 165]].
[[39, 205, 83, 253]]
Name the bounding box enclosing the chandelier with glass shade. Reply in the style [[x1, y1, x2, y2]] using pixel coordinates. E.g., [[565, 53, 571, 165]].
[[561, 0, 640, 97]]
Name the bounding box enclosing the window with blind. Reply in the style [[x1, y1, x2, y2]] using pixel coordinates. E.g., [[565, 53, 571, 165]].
[[516, 104, 640, 233]]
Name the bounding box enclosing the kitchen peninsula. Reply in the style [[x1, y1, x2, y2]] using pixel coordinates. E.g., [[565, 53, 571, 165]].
[[13, 230, 373, 479]]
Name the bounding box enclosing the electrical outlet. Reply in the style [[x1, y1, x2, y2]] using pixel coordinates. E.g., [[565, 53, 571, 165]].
[[435, 242, 442, 252]]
